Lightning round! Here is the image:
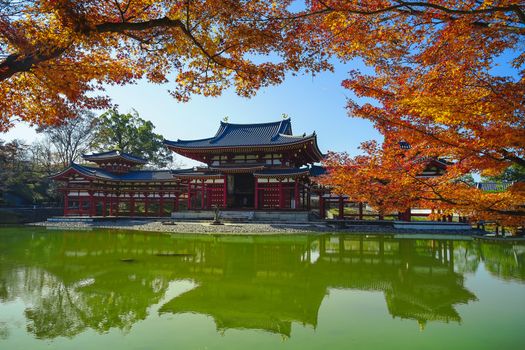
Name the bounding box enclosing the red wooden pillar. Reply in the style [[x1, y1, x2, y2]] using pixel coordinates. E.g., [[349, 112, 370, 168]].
[[144, 193, 149, 216], [88, 190, 95, 217], [187, 181, 192, 210], [201, 180, 206, 209], [109, 195, 113, 216], [223, 176, 227, 208], [358, 202, 364, 220], [294, 179, 299, 210], [102, 194, 107, 217], [159, 193, 164, 216], [63, 190, 69, 216], [338, 196, 344, 220], [278, 181, 284, 209], [174, 193, 179, 212], [301, 185, 305, 210], [129, 192, 135, 216], [319, 195, 325, 219], [254, 177, 259, 210], [115, 194, 119, 217], [306, 190, 311, 211]]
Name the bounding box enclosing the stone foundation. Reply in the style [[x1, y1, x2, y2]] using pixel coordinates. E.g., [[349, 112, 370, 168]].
[[171, 210, 310, 222], [393, 221, 471, 230]]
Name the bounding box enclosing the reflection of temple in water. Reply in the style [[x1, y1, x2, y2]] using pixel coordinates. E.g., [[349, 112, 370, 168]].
[[0, 232, 482, 338], [158, 235, 477, 335], [316, 237, 476, 329]]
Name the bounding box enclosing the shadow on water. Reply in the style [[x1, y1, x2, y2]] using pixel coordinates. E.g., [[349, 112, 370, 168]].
[[0, 227, 524, 339]]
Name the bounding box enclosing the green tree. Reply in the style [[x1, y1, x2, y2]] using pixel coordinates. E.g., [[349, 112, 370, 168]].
[[484, 165, 525, 183], [0, 139, 58, 206], [91, 109, 172, 168]]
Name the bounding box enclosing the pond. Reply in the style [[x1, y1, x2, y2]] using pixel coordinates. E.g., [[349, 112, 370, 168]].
[[0, 227, 524, 349]]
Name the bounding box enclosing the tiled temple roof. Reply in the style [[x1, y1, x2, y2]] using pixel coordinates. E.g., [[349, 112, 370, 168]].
[[68, 163, 119, 180], [52, 163, 190, 182], [82, 150, 147, 164], [476, 182, 514, 192], [164, 119, 316, 149], [309, 165, 327, 177]]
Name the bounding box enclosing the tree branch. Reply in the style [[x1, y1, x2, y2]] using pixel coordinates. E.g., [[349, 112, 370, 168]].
[[0, 46, 68, 81], [0, 16, 228, 82]]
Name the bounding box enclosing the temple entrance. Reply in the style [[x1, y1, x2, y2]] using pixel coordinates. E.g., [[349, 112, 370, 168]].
[[227, 174, 255, 209]]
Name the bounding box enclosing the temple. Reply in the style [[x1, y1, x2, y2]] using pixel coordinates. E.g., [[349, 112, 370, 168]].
[[51, 119, 325, 217]]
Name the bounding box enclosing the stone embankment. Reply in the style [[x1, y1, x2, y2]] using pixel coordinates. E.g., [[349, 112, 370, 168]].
[[31, 219, 477, 235]]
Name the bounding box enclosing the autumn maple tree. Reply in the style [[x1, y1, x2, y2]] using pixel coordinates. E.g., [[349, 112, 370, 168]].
[[0, 0, 329, 131], [312, 1, 525, 225]]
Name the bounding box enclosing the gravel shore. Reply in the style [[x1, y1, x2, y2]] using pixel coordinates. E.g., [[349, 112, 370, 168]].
[[29, 219, 477, 236]]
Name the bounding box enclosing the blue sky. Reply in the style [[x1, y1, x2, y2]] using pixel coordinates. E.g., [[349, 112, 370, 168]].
[[2, 59, 381, 166]]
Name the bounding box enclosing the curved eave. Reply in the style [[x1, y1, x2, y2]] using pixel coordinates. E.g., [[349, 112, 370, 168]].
[[305, 134, 324, 162], [209, 165, 266, 173], [165, 135, 323, 162], [116, 177, 180, 183], [254, 170, 310, 178], [164, 134, 315, 151], [174, 173, 223, 180], [49, 166, 79, 180], [50, 164, 97, 180]]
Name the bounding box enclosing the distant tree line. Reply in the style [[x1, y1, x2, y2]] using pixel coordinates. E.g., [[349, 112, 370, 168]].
[[0, 110, 174, 207]]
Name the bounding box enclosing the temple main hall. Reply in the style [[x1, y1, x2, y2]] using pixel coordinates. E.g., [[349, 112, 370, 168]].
[[52, 118, 326, 217]]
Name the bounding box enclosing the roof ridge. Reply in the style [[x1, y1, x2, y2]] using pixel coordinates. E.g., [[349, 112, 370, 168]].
[[219, 119, 290, 127], [271, 119, 290, 140], [82, 150, 147, 163], [278, 132, 313, 139], [126, 169, 172, 173]]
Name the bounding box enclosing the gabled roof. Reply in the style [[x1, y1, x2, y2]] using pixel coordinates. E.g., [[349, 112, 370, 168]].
[[82, 150, 147, 164], [164, 119, 315, 149], [51, 163, 177, 182], [51, 163, 120, 181], [309, 165, 327, 177]]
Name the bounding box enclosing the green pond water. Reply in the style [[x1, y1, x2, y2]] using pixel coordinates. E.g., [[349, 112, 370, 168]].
[[0, 227, 524, 350]]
